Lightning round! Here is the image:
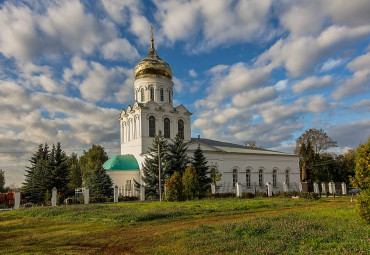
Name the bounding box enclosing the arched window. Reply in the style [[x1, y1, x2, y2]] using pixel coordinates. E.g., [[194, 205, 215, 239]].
[[150, 87, 154, 101], [246, 169, 251, 187], [164, 118, 170, 138], [232, 169, 238, 187], [160, 88, 164, 101], [149, 116, 155, 137], [259, 169, 264, 187], [178, 119, 184, 139], [127, 121, 131, 142], [285, 169, 290, 187], [272, 169, 277, 187], [121, 124, 125, 144], [141, 88, 145, 102], [168, 90, 172, 104]]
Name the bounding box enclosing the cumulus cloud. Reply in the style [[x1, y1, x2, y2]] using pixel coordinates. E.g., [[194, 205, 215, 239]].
[[348, 99, 370, 113], [189, 69, 197, 77], [102, 38, 139, 61], [231, 87, 277, 108], [321, 58, 344, 72], [292, 75, 333, 94]]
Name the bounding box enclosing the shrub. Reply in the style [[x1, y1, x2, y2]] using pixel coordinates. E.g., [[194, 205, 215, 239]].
[[255, 192, 267, 198], [356, 189, 370, 222], [299, 192, 319, 200], [118, 196, 138, 202], [241, 192, 255, 198], [182, 164, 200, 200], [207, 192, 235, 198], [165, 172, 184, 201], [274, 191, 295, 198], [90, 195, 111, 203]]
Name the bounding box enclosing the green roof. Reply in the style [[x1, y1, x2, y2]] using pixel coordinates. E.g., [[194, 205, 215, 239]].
[[103, 155, 139, 171]]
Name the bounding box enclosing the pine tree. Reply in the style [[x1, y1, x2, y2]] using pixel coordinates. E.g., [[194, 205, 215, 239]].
[[141, 131, 168, 199], [166, 133, 189, 176], [23, 144, 44, 202], [50, 142, 70, 190], [89, 165, 113, 198], [182, 164, 200, 200], [165, 172, 184, 201], [191, 145, 211, 195], [68, 153, 83, 188]]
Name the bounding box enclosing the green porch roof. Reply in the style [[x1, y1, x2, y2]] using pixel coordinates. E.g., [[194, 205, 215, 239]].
[[103, 155, 139, 171]]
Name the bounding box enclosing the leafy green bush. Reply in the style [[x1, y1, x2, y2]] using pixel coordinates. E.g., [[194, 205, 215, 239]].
[[182, 164, 200, 200], [299, 192, 319, 200], [165, 172, 184, 201], [241, 192, 255, 198]]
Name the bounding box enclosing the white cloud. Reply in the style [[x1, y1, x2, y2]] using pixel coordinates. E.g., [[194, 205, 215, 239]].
[[189, 69, 197, 77], [274, 80, 288, 91], [232, 87, 277, 108], [292, 75, 333, 94], [102, 38, 139, 61], [321, 58, 344, 72], [348, 99, 370, 113]]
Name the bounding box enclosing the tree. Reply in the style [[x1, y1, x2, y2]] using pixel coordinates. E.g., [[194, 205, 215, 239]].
[[334, 149, 355, 184], [166, 133, 190, 176], [210, 163, 222, 185], [182, 164, 200, 200], [191, 145, 211, 195], [141, 131, 168, 199], [89, 165, 113, 199], [295, 128, 337, 155], [79, 144, 108, 186], [165, 172, 184, 201], [351, 137, 370, 223], [0, 169, 5, 193], [49, 143, 70, 191], [68, 153, 83, 188]]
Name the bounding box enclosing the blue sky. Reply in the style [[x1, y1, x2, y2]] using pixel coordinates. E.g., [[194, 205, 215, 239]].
[[0, 0, 369, 186]]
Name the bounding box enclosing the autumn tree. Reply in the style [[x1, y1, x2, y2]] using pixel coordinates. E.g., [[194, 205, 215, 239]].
[[295, 128, 337, 155], [165, 172, 184, 201], [210, 163, 222, 185], [182, 164, 200, 200]]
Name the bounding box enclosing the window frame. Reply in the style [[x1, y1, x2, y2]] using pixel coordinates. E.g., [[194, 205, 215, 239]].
[[246, 169, 251, 187], [258, 169, 264, 187], [178, 119, 184, 139], [272, 169, 277, 187], [164, 117, 170, 138], [149, 116, 156, 137], [232, 168, 238, 187]]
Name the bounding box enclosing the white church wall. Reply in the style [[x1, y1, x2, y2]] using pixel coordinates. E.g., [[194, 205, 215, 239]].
[[106, 170, 140, 191]]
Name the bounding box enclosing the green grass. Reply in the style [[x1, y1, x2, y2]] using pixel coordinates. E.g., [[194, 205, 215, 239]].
[[0, 197, 368, 254]]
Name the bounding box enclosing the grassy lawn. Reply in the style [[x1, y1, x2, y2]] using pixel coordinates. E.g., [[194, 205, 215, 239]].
[[0, 197, 368, 254]]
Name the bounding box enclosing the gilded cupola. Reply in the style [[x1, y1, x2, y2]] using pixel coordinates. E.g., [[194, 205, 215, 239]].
[[133, 29, 173, 80]]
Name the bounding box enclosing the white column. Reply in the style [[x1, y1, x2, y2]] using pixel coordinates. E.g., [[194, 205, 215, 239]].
[[266, 182, 272, 197], [283, 182, 288, 192], [14, 189, 21, 209], [313, 182, 319, 194], [342, 182, 347, 195], [211, 183, 216, 194], [298, 182, 303, 192], [84, 186, 89, 205], [328, 182, 335, 194], [140, 186, 145, 201], [51, 187, 57, 207], [321, 183, 327, 193], [236, 182, 242, 197], [114, 185, 118, 202]]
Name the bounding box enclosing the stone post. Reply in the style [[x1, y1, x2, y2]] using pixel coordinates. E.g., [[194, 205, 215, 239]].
[[341, 182, 347, 195], [328, 182, 335, 194], [211, 183, 216, 194], [14, 189, 21, 209], [321, 182, 327, 194], [313, 182, 319, 194], [298, 182, 303, 192], [235, 182, 242, 197], [114, 185, 118, 203], [266, 182, 272, 197], [51, 187, 57, 207], [283, 182, 288, 192], [84, 186, 89, 205], [140, 185, 145, 201]]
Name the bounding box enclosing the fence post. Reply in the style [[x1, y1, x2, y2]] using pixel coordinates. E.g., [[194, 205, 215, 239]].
[[140, 185, 145, 201], [114, 185, 118, 202], [266, 182, 272, 197], [283, 182, 288, 192], [14, 189, 21, 209], [235, 182, 242, 197], [321, 182, 327, 194], [313, 182, 319, 194], [51, 187, 57, 206], [341, 182, 347, 195], [211, 183, 216, 194], [84, 186, 89, 205], [298, 182, 302, 192]]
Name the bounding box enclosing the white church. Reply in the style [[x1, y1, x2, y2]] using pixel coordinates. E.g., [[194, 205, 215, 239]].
[[103, 34, 300, 196]]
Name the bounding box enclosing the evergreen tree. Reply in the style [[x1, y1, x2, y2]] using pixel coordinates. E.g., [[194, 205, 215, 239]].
[[166, 133, 189, 176], [89, 165, 113, 198], [50, 142, 70, 190], [182, 164, 200, 200], [68, 153, 83, 188], [79, 144, 108, 185], [23, 144, 44, 203], [191, 145, 211, 195], [165, 172, 184, 201], [0, 169, 6, 193], [141, 131, 168, 199]]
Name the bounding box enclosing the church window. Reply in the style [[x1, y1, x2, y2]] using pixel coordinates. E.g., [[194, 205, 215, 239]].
[[149, 116, 155, 137], [141, 88, 145, 102], [272, 169, 277, 187], [164, 118, 170, 138], [285, 169, 290, 187], [232, 168, 238, 187], [168, 90, 172, 104], [246, 169, 251, 187], [160, 88, 164, 101], [259, 169, 264, 186], [150, 87, 154, 101], [178, 119, 184, 139]]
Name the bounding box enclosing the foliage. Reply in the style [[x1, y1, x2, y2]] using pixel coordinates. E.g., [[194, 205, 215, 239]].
[[299, 192, 320, 200], [274, 191, 295, 198], [255, 192, 268, 198], [295, 128, 338, 154], [209, 163, 222, 184], [351, 136, 370, 223], [191, 145, 211, 196], [49, 143, 70, 191], [88, 165, 113, 199], [165, 172, 184, 201], [141, 131, 168, 199], [245, 140, 257, 147], [241, 192, 255, 198], [207, 192, 235, 198], [0, 169, 5, 193], [182, 164, 200, 200], [79, 144, 108, 186], [334, 149, 355, 184], [166, 133, 189, 176], [67, 153, 83, 188]]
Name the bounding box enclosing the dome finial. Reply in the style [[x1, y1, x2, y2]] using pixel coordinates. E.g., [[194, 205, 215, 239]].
[[150, 26, 154, 50]]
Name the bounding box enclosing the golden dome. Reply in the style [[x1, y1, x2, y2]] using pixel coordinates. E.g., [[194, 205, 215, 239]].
[[133, 37, 172, 80]]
